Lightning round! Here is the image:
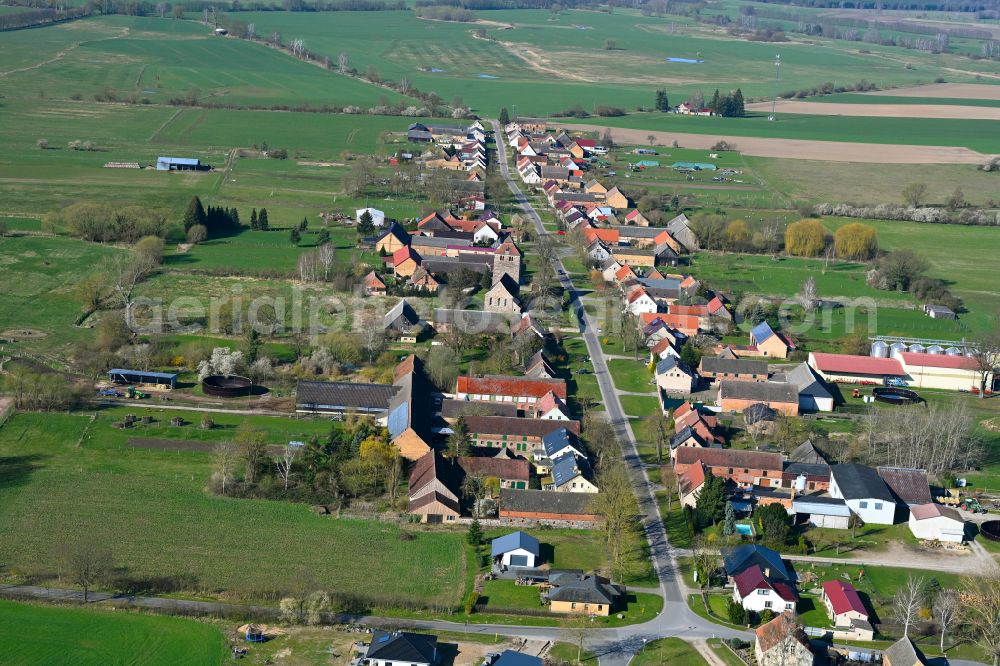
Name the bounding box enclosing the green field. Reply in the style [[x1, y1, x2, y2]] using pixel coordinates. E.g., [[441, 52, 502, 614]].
[[0, 16, 405, 108], [582, 112, 1000, 153], [809, 93, 1000, 108], [0, 600, 226, 666], [0, 410, 465, 608]]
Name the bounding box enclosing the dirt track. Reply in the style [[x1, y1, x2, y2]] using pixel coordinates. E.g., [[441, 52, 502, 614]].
[[561, 123, 990, 164], [745, 99, 1000, 120], [865, 83, 1000, 100]]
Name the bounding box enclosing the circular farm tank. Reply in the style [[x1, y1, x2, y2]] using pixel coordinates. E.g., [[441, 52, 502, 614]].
[[202, 375, 253, 398], [872, 387, 921, 405], [981, 521, 1000, 542]]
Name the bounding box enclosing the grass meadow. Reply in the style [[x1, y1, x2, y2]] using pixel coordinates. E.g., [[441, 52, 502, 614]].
[[582, 112, 1000, 153], [0, 600, 226, 666], [0, 411, 466, 608]]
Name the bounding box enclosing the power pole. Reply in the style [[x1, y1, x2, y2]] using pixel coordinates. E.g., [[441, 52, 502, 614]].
[[769, 54, 781, 121]]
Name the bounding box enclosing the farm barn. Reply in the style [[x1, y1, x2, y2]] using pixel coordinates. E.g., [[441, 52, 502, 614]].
[[107, 369, 178, 389], [155, 157, 208, 171]]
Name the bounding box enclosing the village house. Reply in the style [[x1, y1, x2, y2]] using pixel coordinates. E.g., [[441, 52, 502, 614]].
[[829, 463, 897, 525], [547, 572, 623, 616], [408, 267, 441, 293], [718, 380, 800, 416], [362, 270, 387, 296], [747, 322, 792, 359], [383, 299, 420, 335], [539, 427, 587, 463], [549, 452, 598, 493], [604, 186, 631, 209], [655, 356, 696, 394], [754, 612, 814, 666], [883, 638, 929, 666], [677, 461, 706, 507], [771, 363, 834, 413], [392, 246, 421, 278], [821, 580, 870, 629], [723, 545, 797, 613], [536, 391, 571, 420], [626, 287, 659, 315], [375, 222, 410, 254], [365, 631, 438, 666], [525, 351, 557, 380]]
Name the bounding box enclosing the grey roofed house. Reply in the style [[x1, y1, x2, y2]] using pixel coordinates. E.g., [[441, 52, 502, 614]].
[[830, 464, 896, 502], [547, 572, 623, 606], [439, 398, 519, 419], [788, 440, 827, 466], [541, 427, 584, 458], [700, 357, 769, 377], [551, 452, 593, 488], [525, 350, 556, 379], [541, 166, 571, 180], [743, 402, 778, 424], [366, 630, 438, 666], [877, 467, 932, 506], [774, 362, 831, 399], [671, 426, 708, 450], [666, 213, 699, 251], [720, 380, 799, 405], [721, 544, 791, 581], [883, 637, 928, 666], [377, 222, 410, 246], [383, 299, 419, 332], [656, 355, 693, 377], [295, 380, 398, 416], [499, 488, 596, 517], [433, 309, 517, 335]]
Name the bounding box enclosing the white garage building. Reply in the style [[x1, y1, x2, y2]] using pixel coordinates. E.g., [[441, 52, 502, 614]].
[[908, 503, 966, 543]]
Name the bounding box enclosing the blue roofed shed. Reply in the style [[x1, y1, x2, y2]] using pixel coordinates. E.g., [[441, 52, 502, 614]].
[[108, 368, 178, 389], [491, 531, 541, 568]]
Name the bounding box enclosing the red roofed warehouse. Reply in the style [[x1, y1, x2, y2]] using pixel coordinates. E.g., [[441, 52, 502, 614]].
[[808, 352, 905, 385], [897, 351, 993, 392]]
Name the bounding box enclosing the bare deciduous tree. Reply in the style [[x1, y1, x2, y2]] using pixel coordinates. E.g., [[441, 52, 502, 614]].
[[891, 575, 926, 637], [933, 589, 960, 652], [103, 252, 157, 334], [214, 440, 239, 495], [337, 52, 349, 74], [60, 540, 113, 603], [276, 442, 300, 492], [318, 243, 335, 282]]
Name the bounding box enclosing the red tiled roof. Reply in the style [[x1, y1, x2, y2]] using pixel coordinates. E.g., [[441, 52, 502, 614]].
[[575, 138, 597, 148], [756, 612, 809, 653], [616, 265, 637, 281], [584, 228, 620, 244], [658, 314, 701, 334], [734, 565, 797, 602], [669, 304, 709, 317], [640, 313, 667, 326], [393, 246, 420, 265], [899, 352, 978, 370], [822, 580, 867, 617], [678, 461, 706, 496], [810, 353, 904, 376], [627, 287, 652, 304], [457, 376, 567, 400]]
